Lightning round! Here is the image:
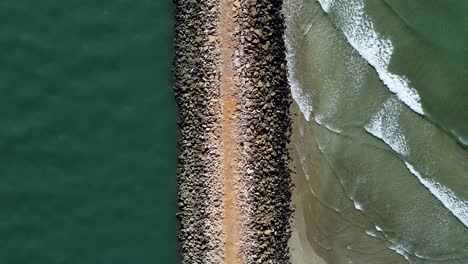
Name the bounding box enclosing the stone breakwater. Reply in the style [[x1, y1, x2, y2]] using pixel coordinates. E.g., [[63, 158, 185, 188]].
[[174, 0, 293, 262], [233, 1, 293, 263], [174, 1, 224, 263]]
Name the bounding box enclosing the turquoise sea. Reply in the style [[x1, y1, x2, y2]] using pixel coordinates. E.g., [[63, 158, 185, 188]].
[[0, 1, 177, 263], [285, 0, 468, 263]]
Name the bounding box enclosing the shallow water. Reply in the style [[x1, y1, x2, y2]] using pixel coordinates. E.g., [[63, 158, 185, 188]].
[[285, 0, 468, 263], [0, 1, 177, 262]]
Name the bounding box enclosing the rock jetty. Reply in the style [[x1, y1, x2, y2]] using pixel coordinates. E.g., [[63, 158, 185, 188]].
[[174, 0, 293, 263]]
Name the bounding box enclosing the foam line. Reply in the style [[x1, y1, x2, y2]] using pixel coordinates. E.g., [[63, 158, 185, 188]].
[[365, 97, 409, 157], [317, 0, 424, 115], [404, 162, 468, 228]]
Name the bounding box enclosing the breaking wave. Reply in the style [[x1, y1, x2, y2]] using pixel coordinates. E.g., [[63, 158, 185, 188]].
[[404, 162, 468, 228], [365, 97, 409, 157], [284, 0, 314, 121], [316, 0, 424, 116]]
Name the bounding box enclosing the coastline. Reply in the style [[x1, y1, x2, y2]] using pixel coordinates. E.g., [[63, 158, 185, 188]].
[[288, 103, 327, 264], [174, 0, 293, 263]]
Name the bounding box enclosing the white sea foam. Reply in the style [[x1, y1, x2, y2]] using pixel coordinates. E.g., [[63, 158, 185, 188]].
[[459, 136, 468, 146], [284, 1, 313, 121], [389, 243, 410, 261], [289, 77, 313, 121], [373, 223, 413, 262], [285, 52, 313, 121], [318, 0, 336, 13], [314, 114, 343, 133], [317, 0, 424, 115], [365, 97, 409, 156], [353, 201, 364, 211], [365, 230, 377, 237], [404, 162, 468, 228], [314, 114, 324, 125], [325, 124, 343, 134]]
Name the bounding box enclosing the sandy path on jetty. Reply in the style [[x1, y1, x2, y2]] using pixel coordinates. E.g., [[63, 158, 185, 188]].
[[219, 0, 242, 263]]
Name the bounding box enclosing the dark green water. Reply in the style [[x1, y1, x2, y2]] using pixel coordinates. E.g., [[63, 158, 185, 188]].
[[372, 0, 468, 146], [0, 1, 177, 263]]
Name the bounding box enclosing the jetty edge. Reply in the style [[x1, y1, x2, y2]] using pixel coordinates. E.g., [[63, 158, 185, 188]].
[[173, 0, 293, 263]]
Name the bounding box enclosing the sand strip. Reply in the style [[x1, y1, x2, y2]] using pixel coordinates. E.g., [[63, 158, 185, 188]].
[[219, 0, 241, 262]]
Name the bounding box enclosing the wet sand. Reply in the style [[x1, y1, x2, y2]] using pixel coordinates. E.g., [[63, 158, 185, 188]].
[[288, 103, 327, 264], [174, 0, 293, 263]]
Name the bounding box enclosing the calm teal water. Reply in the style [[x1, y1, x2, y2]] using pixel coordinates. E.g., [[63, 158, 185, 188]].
[[285, 0, 468, 263], [0, 1, 177, 263]]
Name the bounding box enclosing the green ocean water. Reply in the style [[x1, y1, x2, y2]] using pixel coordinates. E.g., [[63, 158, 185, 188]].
[[0, 1, 177, 263], [371, 0, 468, 146], [285, 0, 468, 263]]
